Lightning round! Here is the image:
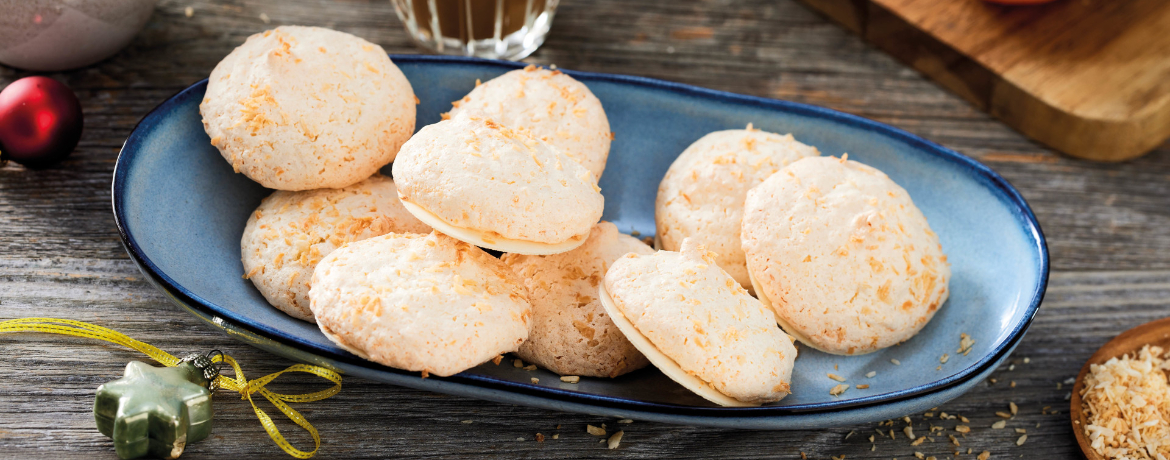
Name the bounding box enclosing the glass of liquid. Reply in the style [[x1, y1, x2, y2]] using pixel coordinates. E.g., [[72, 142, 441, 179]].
[[391, 0, 559, 61]]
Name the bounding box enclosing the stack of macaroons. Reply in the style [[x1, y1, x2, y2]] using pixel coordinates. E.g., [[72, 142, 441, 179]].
[[203, 25, 951, 405]]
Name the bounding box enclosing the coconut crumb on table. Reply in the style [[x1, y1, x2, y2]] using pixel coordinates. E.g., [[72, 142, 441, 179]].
[[977, 451, 990, 460], [618, 419, 633, 424], [891, 359, 901, 365], [1016, 434, 1028, 446], [513, 359, 524, 368], [607, 431, 623, 449], [184, 6, 194, 17], [992, 420, 1007, 429], [586, 425, 606, 436], [531, 377, 539, 384], [856, 384, 870, 389], [904, 426, 915, 440], [828, 373, 846, 382], [955, 425, 970, 433], [1009, 402, 1018, 415], [940, 353, 949, 364], [1014, 428, 1027, 434], [866, 371, 877, 378], [561, 375, 580, 383], [830, 384, 849, 396], [523, 364, 537, 371], [995, 411, 1012, 419]]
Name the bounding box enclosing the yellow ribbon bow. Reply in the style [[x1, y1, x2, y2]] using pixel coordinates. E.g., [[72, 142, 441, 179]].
[[0, 317, 342, 459]]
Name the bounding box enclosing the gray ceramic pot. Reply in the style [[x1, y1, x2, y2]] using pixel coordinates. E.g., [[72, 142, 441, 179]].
[[0, 0, 157, 71]]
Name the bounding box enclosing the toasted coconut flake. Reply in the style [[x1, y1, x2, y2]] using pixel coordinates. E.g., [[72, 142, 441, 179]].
[[830, 384, 849, 396], [1016, 434, 1027, 446], [977, 451, 990, 460], [561, 375, 581, 383], [607, 431, 623, 449], [955, 425, 970, 433], [1009, 402, 1018, 415], [586, 425, 606, 436], [1082, 345, 1170, 459], [828, 373, 846, 382]]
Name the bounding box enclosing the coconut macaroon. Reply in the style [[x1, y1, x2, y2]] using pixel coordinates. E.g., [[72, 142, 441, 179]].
[[393, 115, 604, 255], [656, 126, 819, 290], [309, 232, 531, 377], [742, 155, 950, 356], [501, 222, 654, 378], [600, 238, 798, 406], [201, 26, 416, 190], [240, 174, 430, 321], [448, 66, 611, 181]]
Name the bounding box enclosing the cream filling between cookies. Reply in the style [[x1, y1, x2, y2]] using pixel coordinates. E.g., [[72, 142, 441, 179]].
[[400, 199, 589, 256], [598, 283, 757, 408], [748, 268, 850, 356]]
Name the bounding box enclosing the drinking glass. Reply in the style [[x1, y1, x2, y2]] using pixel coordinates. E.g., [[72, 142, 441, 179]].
[[391, 0, 559, 61]]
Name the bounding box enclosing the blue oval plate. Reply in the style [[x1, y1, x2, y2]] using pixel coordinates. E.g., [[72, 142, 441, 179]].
[[113, 55, 1048, 429]]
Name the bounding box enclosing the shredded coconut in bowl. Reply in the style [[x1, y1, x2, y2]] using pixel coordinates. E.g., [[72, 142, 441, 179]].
[[1081, 345, 1170, 460]]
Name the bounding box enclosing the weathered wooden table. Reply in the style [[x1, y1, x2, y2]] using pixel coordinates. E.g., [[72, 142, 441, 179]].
[[2, 0, 1168, 458]]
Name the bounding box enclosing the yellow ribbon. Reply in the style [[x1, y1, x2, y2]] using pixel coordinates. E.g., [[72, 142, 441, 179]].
[[0, 317, 341, 459]]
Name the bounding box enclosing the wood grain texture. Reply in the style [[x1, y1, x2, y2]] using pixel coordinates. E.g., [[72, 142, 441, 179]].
[[1, 0, 1168, 458], [799, 0, 1170, 162]]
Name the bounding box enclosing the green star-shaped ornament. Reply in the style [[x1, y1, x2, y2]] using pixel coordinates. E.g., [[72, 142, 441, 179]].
[[94, 354, 219, 459]]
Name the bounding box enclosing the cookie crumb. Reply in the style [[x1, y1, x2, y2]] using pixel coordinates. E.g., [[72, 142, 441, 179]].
[[523, 364, 537, 371], [958, 333, 975, 355], [531, 377, 539, 384], [536, 433, 545, 442], [977, 451, 990, 460], [940, 353, 949, 364], [492, 355, 503, 365], [561, 375, 580, 383], [514, 359, 524, 368]]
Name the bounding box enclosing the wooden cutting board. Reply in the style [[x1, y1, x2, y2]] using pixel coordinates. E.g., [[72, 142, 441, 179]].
[[798, 0, 1170, 162]]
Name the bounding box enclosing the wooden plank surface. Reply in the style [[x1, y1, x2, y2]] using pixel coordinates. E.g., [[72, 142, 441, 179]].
[[1, 0, 1169, 458], [799, 0, 1170, 162]]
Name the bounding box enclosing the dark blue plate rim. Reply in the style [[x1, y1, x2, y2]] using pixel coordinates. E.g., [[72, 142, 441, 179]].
[[112, 54, 1049, 416]]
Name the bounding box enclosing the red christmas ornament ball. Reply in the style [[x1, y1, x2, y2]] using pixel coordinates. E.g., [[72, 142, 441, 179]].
[[0, 76, 83, 168]]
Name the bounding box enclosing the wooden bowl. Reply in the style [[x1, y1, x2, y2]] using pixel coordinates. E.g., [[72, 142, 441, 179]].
[[1070, 317, 1170, 460]]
